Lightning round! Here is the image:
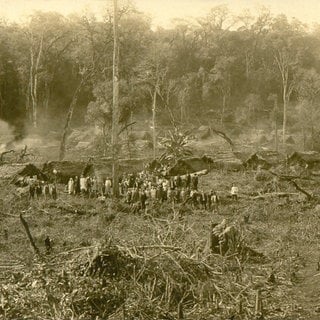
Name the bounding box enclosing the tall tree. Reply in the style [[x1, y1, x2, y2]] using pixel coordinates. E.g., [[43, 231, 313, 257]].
[[267, 15, 307, 146], [112, 0, 120, 197]]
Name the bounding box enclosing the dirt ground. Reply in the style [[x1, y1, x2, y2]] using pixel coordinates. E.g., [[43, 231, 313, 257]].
[[0, 164, 320, 319], [0, 130, 319, 319]]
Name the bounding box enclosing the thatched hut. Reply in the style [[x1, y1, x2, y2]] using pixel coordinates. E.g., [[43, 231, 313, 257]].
[[196, 125, 211, 139], [83, 163, 111, 181], [287, 151, 320, 169], [83, 158, 149, 180], [168, 156, 213, 176], [0, 163, 47, 185], [286, 136, 295, 145], [146, 159, 162, 172], [244, 150, 284, 170], [42, 161, 87, 183]]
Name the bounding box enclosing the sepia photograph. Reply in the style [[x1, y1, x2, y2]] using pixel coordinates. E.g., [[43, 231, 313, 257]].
[[0, 0, 320, 319]]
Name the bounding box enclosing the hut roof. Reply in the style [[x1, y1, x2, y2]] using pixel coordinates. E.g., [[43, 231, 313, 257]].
[[244, 150, 284, 168], [286, 136, 295, 145], [42, 161, 87, 183], [0, 164, 25, 179], [233, 152, 251, 163], [168, 156, 211, 176], [0, 163, 46, 183], [83, 158, 150, 178], [288, 151, 320, 164], [17, 164, 47, 181]]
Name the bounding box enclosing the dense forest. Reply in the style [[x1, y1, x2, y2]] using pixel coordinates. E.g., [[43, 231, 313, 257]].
[[1, 4, 320, 149]]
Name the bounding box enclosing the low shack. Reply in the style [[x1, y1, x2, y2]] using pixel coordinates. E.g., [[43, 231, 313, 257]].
[[0, 163, 47, 186], [287, 151, 320, 169], [42, 161, 87, 183], [146, 159, 162, 172], [243, 150, 284, 170], [83, 158, 149, 180], [168, 156, 213, 176], [211, 151, 244, 171], [83, 163, 111, 188]]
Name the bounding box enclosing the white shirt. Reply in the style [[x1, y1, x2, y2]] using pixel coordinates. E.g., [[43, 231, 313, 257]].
[[231, 186, 238, 195]]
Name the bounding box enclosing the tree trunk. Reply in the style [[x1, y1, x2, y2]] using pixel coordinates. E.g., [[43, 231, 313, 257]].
[[221, 94, 226, 125], [112, 0, 120, 198], [59, 80, 84, 161], [44, 79, 51, 117], [152, 84, 157, 159], [282, 84, 287, 148], [274, 97, 278, 152], [311, 121, 314, 150], [29, 34, 43, 128]]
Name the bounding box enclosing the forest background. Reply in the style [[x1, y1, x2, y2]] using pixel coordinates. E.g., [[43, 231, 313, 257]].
[[1, 2, 320, 153]]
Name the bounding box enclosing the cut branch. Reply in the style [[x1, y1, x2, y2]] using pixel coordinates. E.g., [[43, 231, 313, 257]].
[[290, 180, 313, 200], [20, 214, 42, 259]]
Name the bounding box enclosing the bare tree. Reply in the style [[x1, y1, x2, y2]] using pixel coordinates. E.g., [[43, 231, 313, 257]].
[[112, 0, 120, 197]]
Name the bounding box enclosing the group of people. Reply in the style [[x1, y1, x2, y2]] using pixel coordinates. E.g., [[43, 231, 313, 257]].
[[66, 175, 105, 197], [27, 168, 239, 211], [64, 170, 224, 213], [28, 176, 58, 200]]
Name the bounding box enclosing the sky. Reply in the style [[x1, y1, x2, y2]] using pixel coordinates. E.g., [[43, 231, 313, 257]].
[[0, 0, 320, 28]]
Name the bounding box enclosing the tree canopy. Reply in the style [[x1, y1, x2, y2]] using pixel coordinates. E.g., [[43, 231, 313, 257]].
[[1, 5, 320, 150]]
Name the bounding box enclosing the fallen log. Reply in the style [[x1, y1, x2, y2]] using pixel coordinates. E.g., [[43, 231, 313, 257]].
[[179, 169, 208, 179], [20, 213, 42, 259], [290, 180, 313, 200], [269, 170, 313, 200], [249, 192, 299, 200]]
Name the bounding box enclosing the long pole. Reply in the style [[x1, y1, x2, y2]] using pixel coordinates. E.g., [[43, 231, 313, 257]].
[[152, 83, 157, 159], [112, 0, 120, 197], [274, 95, 278, 152]]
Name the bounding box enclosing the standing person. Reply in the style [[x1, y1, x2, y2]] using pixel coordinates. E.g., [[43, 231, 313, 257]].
[[74, 176, 81, 195], [126, 189, 132, 204], [190, 189, 198, 209], [50, 184, 58, 200], [132, 187, 140, 204], [230, 183, 239, 201], [169, 177, 175, 189], [80, 175, 87, 195], [86, 177, 92, 197], [105, 177, 112, 197], [139, 188, 147, 212], [180, 187, 186, 203], [44, 236, 52, 254], [175, 188, 181, 203], [200, 190, 207, 210], [150, 186, 157, 203], [210, 190, 219, 213], [43, 182, 50, 199], [67, 178, 74, 195], [186, 172, 191, 189], [29, 181, 36, 200], [91, 177, 98, 198], [36, 181, 42, 200], [155, 185, 162, 203], [192, 174, 199, 190]]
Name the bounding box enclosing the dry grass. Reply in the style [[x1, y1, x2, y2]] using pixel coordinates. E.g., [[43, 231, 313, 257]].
[[0, 170, 319, 319]]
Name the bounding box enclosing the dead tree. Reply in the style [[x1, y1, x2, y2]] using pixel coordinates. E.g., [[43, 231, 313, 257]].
[[18, 145, 32, 162], [0, 149, 14, 163], [59, 76, 87, 161], [210, 128, 234, 150], [111, 0, 120, 197]]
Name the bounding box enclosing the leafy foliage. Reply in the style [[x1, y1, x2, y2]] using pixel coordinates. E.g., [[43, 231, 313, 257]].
[[159, 128, 193, 162]]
